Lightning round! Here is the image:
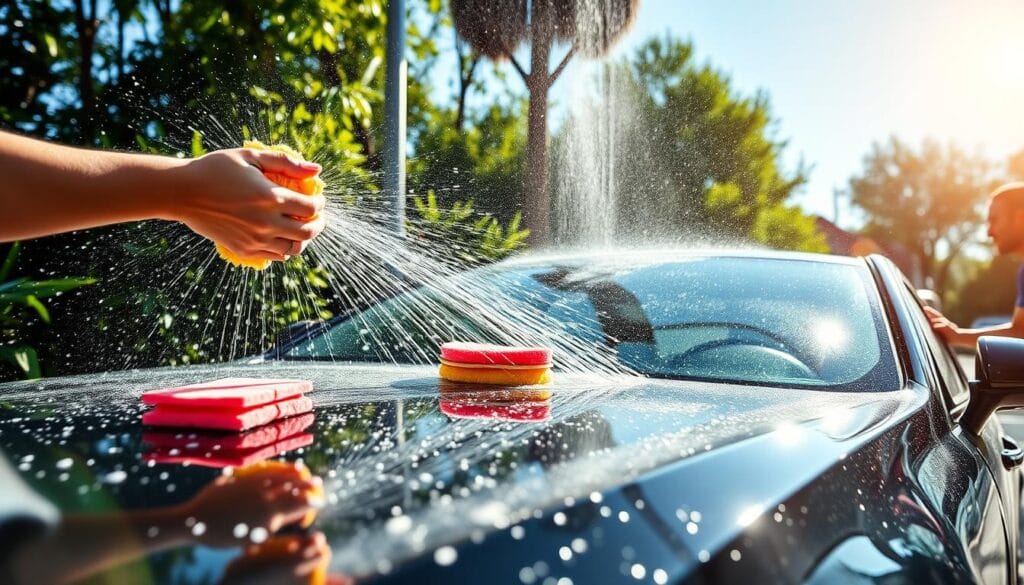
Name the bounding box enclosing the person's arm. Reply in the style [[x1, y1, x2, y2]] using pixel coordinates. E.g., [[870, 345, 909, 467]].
[[0, 131, 326, 262], [926, 306, 1024, 350]]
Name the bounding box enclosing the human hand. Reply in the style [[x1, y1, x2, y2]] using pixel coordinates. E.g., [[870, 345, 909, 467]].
[[924, 306, 960, 343], [171, 148, 326, 262], [176, 462, 323, 549]]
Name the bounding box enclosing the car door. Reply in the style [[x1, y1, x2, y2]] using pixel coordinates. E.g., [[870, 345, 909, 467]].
[[898, 281, 1015, 584]]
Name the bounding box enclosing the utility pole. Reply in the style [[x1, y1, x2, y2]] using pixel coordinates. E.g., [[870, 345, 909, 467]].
[[384, 0, 407, 237], [832, 185, 841, 227]]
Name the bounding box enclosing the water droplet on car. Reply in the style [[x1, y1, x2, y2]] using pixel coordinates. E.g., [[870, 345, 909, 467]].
[[250, 527, 268, 543], [434, 546, 458, 566], [386, 515, 413, 535], [103, 470, 127, 484]]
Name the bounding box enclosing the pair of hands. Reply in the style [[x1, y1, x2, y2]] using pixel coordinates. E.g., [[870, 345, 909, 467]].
[[175, 148, 327, 263]]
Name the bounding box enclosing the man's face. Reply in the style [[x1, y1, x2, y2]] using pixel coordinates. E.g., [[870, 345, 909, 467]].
[[987, 198, 1024, 255]]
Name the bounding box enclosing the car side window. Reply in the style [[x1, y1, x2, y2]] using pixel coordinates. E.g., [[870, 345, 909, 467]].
[[903, 284, 970, 405]]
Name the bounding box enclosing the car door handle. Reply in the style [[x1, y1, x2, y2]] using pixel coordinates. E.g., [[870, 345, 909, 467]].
[[1001, 436, 1024, 469]]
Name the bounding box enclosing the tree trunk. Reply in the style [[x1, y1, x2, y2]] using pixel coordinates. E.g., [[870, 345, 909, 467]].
[[454, 30, 478, 133], [525, 20, 552, 247], [74, 0, 98, 143], [455, 55, 478, 133]]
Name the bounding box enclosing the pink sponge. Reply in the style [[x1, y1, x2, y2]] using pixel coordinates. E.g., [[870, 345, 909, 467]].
[[440, 342, 552, 366], [439, 398, 551, 422], [142, 395, 313, 432], [142, 378, 312, 408], [142, 413, 316, 451], [144, 433, 315, 468], [142, 413, 316, 467]]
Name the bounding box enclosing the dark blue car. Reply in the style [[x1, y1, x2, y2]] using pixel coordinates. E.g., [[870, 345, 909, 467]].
[[0, 250, 1020, 584]]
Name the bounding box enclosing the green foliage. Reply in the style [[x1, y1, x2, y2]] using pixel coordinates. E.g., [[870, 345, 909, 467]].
[[849, 137, 996, 297], [751, 203, 828, 253], [0, 2, 75, 136], [0, 243, 94, 379], [550, 36, 822, 251], [409, 192, 529, 265], [409, 100, 528, 222]]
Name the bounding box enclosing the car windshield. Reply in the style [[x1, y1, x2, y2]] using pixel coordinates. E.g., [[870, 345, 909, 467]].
[[285, 255, 899, 391]]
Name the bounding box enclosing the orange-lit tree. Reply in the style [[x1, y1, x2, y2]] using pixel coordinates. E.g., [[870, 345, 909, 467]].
[[849, 137, 996, 297]]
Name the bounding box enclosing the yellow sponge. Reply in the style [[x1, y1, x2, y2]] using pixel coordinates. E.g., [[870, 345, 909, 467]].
[[216, 141, 325, 270], [438, 363, 551, 386]]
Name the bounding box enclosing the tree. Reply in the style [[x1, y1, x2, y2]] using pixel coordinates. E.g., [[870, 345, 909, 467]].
[[849, 137, 995, 297], [450, 0, 640, 245], [549, 36, 824, 251]]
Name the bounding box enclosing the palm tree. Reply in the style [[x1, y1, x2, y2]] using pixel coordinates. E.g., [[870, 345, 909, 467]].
[[451, 0, 639, 245]]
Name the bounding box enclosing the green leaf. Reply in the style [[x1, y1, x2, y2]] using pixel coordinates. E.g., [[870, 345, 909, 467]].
[[0, 277, 95, 299], [191, 130, 207, 157], [0, 346, 40, 379], [42, 33, 58, 58], [24, 295, 49, 323], [0, 241, 20, 283]]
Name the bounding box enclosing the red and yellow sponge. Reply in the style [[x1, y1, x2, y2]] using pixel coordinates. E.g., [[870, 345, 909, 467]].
[[438, 342, 553, 387], [216, 141, 325, 270]]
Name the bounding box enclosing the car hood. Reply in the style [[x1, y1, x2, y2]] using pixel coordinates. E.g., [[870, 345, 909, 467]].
[[0, 362, 923, 582]]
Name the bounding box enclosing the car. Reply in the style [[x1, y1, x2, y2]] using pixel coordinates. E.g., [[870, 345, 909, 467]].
[[0, 249, 1021, 584], [972, 315, 1013, 329]]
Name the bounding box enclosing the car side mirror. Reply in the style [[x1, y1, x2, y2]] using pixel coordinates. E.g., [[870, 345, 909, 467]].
[[961, 336, 1024, 436]]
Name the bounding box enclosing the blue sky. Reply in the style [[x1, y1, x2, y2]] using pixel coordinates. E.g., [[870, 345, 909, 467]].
[[429, 0, 1024, 226]]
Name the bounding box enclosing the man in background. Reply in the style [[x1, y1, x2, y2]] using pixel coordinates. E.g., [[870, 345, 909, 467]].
[[928, 183, 1024, 349]]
